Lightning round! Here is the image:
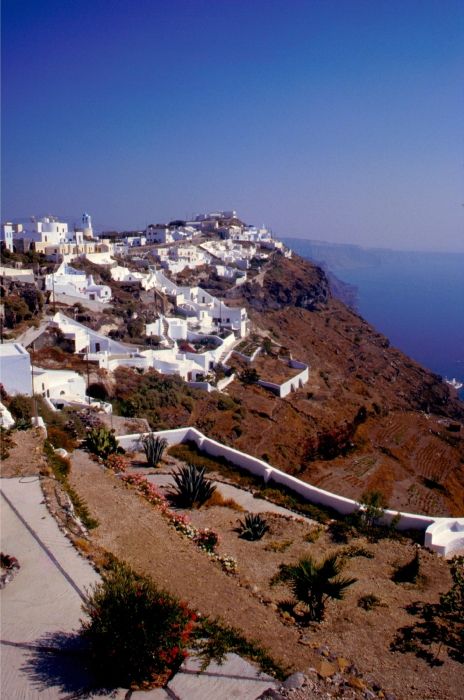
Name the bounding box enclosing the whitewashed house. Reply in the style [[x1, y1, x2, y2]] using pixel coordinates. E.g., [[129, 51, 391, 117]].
[[145, 225, 174, 245], [45, 262, 112, 302], [50, 312, 134, 354], [0, 342, 87, 406]]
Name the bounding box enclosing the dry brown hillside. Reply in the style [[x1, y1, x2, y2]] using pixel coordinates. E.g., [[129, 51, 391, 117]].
[[190, 253, 464, 516]]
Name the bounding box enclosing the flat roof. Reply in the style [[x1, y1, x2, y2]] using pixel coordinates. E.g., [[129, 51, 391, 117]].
[[0, 343, 29, 357]]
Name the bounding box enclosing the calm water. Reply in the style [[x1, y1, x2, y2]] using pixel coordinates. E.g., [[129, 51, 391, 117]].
[[289, 241, 464, 400]]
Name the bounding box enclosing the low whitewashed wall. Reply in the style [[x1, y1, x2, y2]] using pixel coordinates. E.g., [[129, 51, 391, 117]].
[[234, 347, 262, 363], [188, 381, 215, 393], [216, 374, 235, 391], [258, 359, 309, 398], [116, 426, 454, 545], [187, 373, 236, 394]]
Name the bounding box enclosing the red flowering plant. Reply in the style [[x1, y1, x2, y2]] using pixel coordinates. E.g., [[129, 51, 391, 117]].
[[105, 454, 128, 473], [81, 562, 196, 688], [194, 528, 220, 553]]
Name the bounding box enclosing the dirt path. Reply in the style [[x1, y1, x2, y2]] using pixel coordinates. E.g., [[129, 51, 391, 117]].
[[69, 450, 315, 672]]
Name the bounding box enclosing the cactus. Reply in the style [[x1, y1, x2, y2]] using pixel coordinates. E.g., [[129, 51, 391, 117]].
[[84, 426, 120, 459], [238, 513, 270, 541], [171, 464, 216, 508], [140, 433, 168, 468]]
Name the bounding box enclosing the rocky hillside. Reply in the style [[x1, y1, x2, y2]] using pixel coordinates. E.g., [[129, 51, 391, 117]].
[[204, 253, 464, 517]]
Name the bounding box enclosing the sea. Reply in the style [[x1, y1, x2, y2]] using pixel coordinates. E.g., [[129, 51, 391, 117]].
[[286, 239, 464, 401]]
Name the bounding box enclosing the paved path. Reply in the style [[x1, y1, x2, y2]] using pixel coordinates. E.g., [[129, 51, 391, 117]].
[[0, 477, 100, 698]]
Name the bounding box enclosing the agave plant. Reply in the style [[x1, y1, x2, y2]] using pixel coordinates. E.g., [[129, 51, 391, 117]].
[[276, 554, 357, 622], [238, 513, 270, 541], [171, 464, 216, 508], [140, 433, 168, 468]]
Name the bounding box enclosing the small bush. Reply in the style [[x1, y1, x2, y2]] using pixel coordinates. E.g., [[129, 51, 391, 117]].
[[358, 594, 383, 611], [81, 562, 196, 687], [47, 425, 77, 452], [303, 526, 324, 543], [238, 513, 270, 541], [203, 491, 244, 511], [265, 539, 293, 553], [340, 545, 374, 559]]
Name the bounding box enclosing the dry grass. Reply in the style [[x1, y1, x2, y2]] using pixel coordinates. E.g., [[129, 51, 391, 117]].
[[204, 491, 244, 511]]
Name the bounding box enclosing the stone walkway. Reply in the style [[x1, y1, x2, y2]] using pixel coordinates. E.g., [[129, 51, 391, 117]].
[[0, 476, 278, 699]]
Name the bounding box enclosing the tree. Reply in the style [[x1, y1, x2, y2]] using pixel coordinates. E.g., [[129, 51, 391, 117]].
[[275, 554, 357, 622]]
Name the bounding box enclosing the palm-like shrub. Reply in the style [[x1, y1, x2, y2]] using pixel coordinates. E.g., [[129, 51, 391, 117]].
[[238, 513, 270, 541], [84, 426, 120, 459], [140, 433, 168, 468], [81, 562, 196, 686], [171, 464, 216, 508], [276, 554, 357, 622]]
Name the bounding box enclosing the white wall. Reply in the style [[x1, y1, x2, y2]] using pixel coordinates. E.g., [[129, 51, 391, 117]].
[[116, 426, 443, 535], [0, 344, 32, 395], [258, 360, 309, 398]]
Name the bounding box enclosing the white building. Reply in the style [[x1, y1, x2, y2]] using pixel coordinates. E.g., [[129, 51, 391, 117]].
[[1, 223, 18, 252], [45, 262, 112, 302], [22, 217, 72, 245], [145, 225, 174, 245], [33, 367, 87, 403], [50, 312, 134, 354], [0, 343, 32, 395], [0, 342, 87, 405]]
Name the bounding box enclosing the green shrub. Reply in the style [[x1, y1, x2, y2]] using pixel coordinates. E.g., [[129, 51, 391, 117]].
[[238, 513, 270, 541], [84, 426, 121, 459], [239, 368, 260, 385], [171, 464, 216, 508], [8, 394, 33, 429], [358, 490, 388, 529], [140, 433, 168, 468], [81, 562, 196, 686]]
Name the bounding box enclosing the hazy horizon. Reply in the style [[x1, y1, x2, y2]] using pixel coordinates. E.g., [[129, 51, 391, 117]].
[[2, 0, 463, 252]]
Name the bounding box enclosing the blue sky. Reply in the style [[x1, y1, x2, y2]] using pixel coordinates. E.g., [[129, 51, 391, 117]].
[[2, 0, 463, 250]]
